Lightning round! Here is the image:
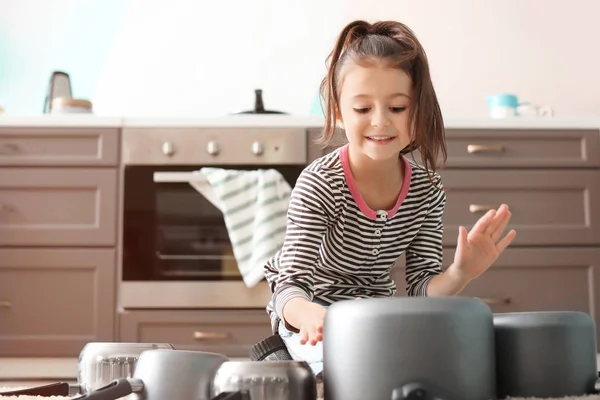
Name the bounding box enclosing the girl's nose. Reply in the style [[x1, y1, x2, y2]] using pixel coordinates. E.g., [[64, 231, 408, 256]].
[[370, 109, 391, 128]]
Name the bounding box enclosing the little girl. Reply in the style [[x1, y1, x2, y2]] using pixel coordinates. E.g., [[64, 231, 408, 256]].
[[261, 19, 516, 375]]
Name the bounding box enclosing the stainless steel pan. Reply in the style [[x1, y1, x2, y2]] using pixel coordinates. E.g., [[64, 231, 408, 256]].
[[0, 342, 174, 397]]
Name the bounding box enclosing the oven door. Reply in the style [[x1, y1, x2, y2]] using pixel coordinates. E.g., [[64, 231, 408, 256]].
[[120, 164, 304, 309]]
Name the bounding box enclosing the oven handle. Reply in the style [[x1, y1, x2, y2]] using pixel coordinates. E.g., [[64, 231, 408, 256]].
[[155, 252, 235, 261], [153, 171, 205, 183]]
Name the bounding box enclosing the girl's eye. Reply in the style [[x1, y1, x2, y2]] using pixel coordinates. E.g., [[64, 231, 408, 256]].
[[352, 107, 407, 114]]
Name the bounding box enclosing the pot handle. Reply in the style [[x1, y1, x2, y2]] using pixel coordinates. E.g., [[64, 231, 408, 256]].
[[391, 382, 448, 400], [0, 382, 76, 397], [71, 378, 139, 400], [212, 390, 251, 399]]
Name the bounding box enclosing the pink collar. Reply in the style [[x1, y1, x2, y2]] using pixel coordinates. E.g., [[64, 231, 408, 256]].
[[340, 144, 412, 220]]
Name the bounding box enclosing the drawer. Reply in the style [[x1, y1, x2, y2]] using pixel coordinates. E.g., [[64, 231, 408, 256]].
[[393, 247, 600, 344], [0, 168, 118, 246], [122, 127, 307, 165], [119, 310, 273, 358], [0, 248, 116, 356], [0, 128, 119, 167], [441, 128, 600, 168], [441, 247, 600, 315], [439, 170, 600, 246]]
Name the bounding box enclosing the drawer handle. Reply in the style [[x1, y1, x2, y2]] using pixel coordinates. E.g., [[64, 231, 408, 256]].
[[477, 297, 511, 305], [469, 204, 497, 213], [193, 331, 231, 341], [467, 144, 505, 154], [0, 301, 12, 308], [0, 203, 16, 213], [0, 143, 19, 154]]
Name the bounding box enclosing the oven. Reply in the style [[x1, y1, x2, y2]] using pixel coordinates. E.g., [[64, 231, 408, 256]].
[[119, 125, 309, 309]]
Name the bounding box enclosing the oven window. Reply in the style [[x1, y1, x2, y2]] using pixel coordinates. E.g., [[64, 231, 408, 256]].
[[122, 165, 303, 281]]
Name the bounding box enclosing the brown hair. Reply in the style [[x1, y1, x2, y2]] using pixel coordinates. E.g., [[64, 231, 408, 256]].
[[317, 20, 447, 180]]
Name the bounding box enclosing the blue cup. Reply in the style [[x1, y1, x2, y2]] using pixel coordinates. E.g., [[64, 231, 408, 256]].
[[486, 93, 518, 108], [486, 94, 519, 117]]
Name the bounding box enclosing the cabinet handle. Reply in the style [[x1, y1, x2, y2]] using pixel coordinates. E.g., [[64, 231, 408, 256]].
[[469, 204, 497, 213], [467, 144, 505, 154], [0, 203, 16, 212], [0, 301, 12, 308], [0, 143, 19, 154], [193, 331, 231, 341], [477, 297, 511, 305]]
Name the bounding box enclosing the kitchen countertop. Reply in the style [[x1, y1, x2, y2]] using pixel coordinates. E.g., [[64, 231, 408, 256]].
[[1, 114, 600, 129]]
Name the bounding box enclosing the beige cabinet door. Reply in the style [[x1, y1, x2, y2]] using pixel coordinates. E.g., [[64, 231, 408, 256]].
[[0, 168, 118, 246], [0, 248, 116, 356], [0, 128, 119, 167], [393, 247, 600, 345], [119, 309, 272, 358], [439, 170, 600, 246]]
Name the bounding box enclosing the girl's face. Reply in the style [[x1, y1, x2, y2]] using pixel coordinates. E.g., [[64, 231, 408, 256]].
[[337, 63, 412, 163]]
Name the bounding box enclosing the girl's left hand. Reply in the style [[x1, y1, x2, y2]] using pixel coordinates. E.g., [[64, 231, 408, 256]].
[[450, 204, 517, 282]]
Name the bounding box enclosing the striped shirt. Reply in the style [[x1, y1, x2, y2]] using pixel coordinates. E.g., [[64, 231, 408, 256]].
[[263, 144, 446, 334]]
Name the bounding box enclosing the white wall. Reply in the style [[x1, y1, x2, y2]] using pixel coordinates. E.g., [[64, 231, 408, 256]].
[[3, 0, 599, 118]]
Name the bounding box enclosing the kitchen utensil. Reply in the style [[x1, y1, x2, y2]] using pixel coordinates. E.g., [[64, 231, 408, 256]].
[[494, 311, 599, 398], [322, 296, 496, 400], [236, 89, 287, 114], [0, 342, 175, 397], [72, 349, 246, 400], [212, 360, 317, 400], [43, 71, 72, 113]]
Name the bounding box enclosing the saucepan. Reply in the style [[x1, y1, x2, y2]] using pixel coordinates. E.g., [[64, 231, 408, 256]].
[[322, 295, 600, 400], [71, 349, 249, 400], [494, 310, 600, 399], [0, 342, 175, 397], [322, 296, 497, 400]]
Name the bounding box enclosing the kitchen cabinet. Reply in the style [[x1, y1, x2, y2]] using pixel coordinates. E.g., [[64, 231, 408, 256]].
[[310, 126, 600, 345], [119, 309, 273, 358], [0, 168, 118, 246], [2, 119, 599, 357], [0, 126, 120, 356], [0, 248, 116, 356], [393, 247, 600, 316]]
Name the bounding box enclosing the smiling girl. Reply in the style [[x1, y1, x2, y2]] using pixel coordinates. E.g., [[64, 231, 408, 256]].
[[262, 19, 517, 375]]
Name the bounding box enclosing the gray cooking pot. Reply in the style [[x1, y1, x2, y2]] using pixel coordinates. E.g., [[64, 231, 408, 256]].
[[72, 349, 245, 400], [322, 296, 497, 400], [494, 311, 599, 398], [0, 342, 175, 397]]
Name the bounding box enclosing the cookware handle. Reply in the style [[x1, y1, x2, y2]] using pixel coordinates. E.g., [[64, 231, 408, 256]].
[[391, 382, 447, 400], [0, 382, 75, 397], [71, 378, 139, 400], [212, 390, 251, 399]]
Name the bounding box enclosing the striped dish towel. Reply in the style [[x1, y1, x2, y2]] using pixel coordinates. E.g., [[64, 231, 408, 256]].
[[189, 168, 291, 288]]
